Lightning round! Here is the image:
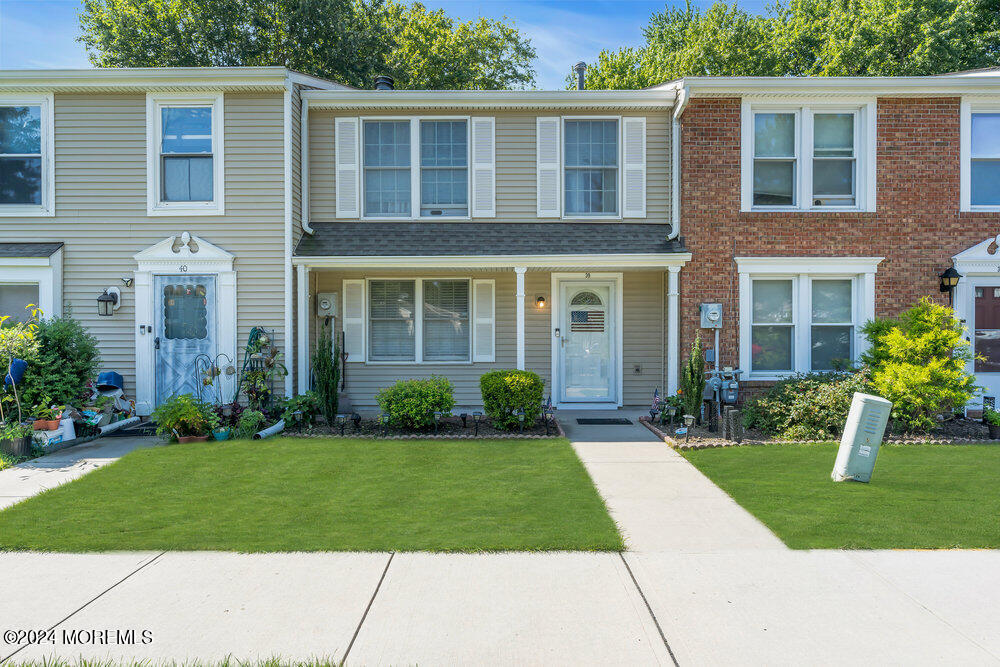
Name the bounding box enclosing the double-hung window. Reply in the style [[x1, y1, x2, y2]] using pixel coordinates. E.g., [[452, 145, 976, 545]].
[[367, 278, 471, 363], [564, 119, 618, 216], [147, 94, 224, 215], [742, 101, 873, 212], [738, 258, 881, 378], [962, 104, 1000, 210], [361, 118, 470, 219], [0, 95, 53, 216]]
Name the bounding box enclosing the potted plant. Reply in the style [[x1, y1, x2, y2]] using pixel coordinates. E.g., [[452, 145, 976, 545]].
[[151, 394, 213, 444], [0, 421, 33, 457], [209, 409, 230, 441], [31, 403, 63, 430], [984, 407, 1000, 439]]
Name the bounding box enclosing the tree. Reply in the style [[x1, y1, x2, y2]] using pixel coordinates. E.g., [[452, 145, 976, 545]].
[[78, 0, 536, 90], [581, 0, 1000, 89]]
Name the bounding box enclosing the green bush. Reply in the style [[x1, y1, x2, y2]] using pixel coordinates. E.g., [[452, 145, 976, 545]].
[[280, 390, 321, 429], [19, 315, 100, 409], [864, 298, 977, 432], [376, 376, 455, 429], [743, 371, 870, 440], [680, 334, 706, 422], [151, 394, 216, 439], [312, 324, 340, 424], [479, 369, 544, 430], [235, 409, 265, 439]]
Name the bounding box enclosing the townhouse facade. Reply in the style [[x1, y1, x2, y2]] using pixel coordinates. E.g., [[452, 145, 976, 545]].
[[2, 67, 999, 414]]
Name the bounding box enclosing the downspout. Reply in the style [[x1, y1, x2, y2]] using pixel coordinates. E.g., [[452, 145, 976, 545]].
[[283, 81, 295, 397], [668, 84, 689, 241], [301, 97, 314, 235]]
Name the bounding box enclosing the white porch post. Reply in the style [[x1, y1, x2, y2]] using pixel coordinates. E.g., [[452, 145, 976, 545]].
[[667, 265, 681, 395], [296, 264, 310, 394], [515, 266, 526, 370]]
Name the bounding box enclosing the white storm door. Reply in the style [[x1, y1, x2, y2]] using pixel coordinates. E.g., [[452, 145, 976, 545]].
[[972, 281, 1000, 407], [559, 281, 616, 403], [154, 274, 217, 405]]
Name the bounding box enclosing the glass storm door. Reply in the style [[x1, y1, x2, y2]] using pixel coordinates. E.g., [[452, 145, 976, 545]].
[[154, 275, 217, 405], [559, 281, 615, 403], [974, 284, 1000, 405]]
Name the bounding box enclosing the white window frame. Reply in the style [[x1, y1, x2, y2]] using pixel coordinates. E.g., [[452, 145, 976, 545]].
[[741, 98, 876, 213], [736, 257, 882, 380], [0, 93, 54, 217], [365, 276, 475, 364], [146, 93, 225, 216], [960, 98, 1000, 212], [360, 116, 471, 221], [561, 115, 622, 220], [0, 248, 63, 319]]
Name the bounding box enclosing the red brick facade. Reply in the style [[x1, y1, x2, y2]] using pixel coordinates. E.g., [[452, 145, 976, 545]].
[[678, 96, 1000, 385]]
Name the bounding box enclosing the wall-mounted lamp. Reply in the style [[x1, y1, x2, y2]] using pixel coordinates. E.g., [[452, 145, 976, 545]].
[[535, 295, 547, 308], [97, 286, 121, 317], [121, 277, 134, 288], [939, 267, 962, 305]]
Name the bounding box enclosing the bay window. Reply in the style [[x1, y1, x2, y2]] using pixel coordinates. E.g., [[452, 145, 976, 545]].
[[0, 94, 53, 216], [368, 278, 470, 363]]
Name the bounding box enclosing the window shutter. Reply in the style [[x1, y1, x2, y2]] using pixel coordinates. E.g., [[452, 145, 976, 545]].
[[472, 279, 495, 362], [335, 117, 360, 218], [536, 117, 561, 217], [470, 117, 496, 218], [622, 116, 646, 218], [342, 279, 365, 362]]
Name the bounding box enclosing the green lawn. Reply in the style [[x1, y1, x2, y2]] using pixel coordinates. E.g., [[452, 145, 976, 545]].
[[683, 443, 1000, 549], [0, 437, 622, 552]]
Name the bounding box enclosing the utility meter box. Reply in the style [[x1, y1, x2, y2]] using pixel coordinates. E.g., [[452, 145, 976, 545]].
[[700, 303, 723, 329], [316, 292, 338, 318], [832, 392, 892, 483]]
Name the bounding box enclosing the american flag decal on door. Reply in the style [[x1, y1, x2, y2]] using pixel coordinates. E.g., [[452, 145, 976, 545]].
[[571, 310, 605, 332]]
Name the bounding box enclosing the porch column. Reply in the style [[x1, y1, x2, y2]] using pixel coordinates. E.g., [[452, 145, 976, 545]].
[[666, 265, 681, 395], [515, 266, 526, 370], [296, 264, 310, 394]]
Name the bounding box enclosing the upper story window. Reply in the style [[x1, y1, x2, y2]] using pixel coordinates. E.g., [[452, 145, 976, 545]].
[[741, 100, 875, 212], [361, 118, 470, 219], [0, 94, 53, 217], [146, 93, 224, 216], [961, 103, 1000, 211], [564, 119, 618, 216]]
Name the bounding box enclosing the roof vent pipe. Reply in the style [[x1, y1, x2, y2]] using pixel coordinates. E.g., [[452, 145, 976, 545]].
[[374, 75, 395, 90], [573, 62, 587, 90]]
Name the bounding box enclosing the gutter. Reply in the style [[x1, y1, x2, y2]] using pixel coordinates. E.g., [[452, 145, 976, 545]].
[[283, 78, 295, 398], [667, 85, 688, 241], [301, 98, 313, 235]]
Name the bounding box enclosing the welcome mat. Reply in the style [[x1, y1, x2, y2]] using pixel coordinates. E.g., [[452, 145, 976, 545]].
[[576, 418, 633, 425]]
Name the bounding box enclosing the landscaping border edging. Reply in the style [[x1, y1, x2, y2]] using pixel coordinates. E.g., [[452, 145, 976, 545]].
[[283, 418, 567, 441]]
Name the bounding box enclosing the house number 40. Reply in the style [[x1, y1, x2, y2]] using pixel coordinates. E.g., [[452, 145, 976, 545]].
[[179, 265, 188, 272]]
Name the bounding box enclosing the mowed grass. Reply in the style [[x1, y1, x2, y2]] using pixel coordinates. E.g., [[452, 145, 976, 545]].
[[683, 443, 1000, 549], [0, 437, 623, 552]]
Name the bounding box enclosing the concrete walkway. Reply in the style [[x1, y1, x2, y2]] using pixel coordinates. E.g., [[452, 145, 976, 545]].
[[2, 419, 1000, 664]]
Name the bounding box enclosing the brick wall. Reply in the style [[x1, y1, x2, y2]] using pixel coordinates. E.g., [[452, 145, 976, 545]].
[[678, 96, 1000, 378]]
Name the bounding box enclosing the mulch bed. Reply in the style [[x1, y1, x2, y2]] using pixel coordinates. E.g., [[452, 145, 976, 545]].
[[640, 415, 1000, 450], [282, 414, 565, 440]]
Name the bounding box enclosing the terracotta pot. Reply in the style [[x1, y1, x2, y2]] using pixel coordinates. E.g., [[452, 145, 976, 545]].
[[35, 419, 60, 431], [177, 435, 209, 444]]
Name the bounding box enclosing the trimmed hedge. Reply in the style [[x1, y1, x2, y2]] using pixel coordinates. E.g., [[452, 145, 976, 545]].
[[375, 376, 455, 429], [480, 369, 544, 430]]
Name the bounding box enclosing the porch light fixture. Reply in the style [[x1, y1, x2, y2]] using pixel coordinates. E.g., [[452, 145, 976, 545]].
[[535, 295, 547, 308], [97, 287, 121, 317], [939, 267, 962, 305]]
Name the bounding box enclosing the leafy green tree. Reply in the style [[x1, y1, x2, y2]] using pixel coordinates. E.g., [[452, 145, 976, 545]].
[[582, 0, 1000, 89], [79, 0, 536, 90]]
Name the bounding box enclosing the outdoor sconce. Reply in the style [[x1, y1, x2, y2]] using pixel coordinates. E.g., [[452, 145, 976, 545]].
[[536, 295, 547, 308], [939, 267, 962, 305], [97, 287, 121, 317]]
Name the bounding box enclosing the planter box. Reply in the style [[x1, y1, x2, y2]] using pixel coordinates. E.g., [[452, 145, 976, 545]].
[[0, 436, 31, 457]]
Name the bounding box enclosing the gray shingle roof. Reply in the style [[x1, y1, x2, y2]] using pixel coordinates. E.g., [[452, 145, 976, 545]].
[[294, 223, 684, 257], [0, 242, 63, 258]]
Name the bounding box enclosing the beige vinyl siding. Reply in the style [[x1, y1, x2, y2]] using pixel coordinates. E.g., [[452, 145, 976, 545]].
[[622, 271, 666, 406], [0, 92, 288, 400], [308, 108, 672, 224]]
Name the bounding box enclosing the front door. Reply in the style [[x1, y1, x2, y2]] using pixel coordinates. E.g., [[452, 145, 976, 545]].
[[973, 283, 1000, 407], [558, 280, 616, 404], [154, 275, 217, 405]]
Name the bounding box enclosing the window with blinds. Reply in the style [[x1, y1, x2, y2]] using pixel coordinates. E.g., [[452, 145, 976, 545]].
[[365, 278, 473, 363], [368, 280, 416, 361], [423, 279, 470, 361]]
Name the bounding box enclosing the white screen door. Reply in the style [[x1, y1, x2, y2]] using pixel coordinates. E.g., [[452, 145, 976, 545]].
[[559, 281, 615, 403], [154, 275, 217, 405], [974, 283, 1000, 405]]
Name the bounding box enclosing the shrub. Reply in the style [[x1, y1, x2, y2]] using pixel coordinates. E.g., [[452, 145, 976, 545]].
[[864, 298, 977, 432], [743, 371, 870, 440], [235, 409, 265, 439], [680, 334, 706, 422], [376, 376, 455, 429], [18, 315, 100, 409], [280, 391, 321, 429], [151, 394, 215, 439], [479, 369, 544, 430], [0, 307, 40, 423], [312, 324, 340, 425], [985, 407, 1000, 427]]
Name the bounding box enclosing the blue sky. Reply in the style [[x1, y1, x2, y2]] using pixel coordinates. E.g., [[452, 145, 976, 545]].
[[0, 0, 766, 89]]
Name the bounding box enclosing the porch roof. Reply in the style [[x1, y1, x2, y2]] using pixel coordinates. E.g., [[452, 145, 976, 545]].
[[0, 242, 63, 258], [293, 223, 689, 269]]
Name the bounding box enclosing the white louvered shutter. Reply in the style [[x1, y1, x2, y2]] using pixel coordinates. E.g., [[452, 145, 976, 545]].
[[622, 116, 646, 218], [472, 279, 495, 362], [342, 279, 365, 361], [470, 117, 496, 217], [536, 117, 561, 217], [335, 117, 360, 218]]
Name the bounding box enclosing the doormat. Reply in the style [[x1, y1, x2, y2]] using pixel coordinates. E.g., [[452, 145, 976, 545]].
[[576, 418, 633, 425]]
